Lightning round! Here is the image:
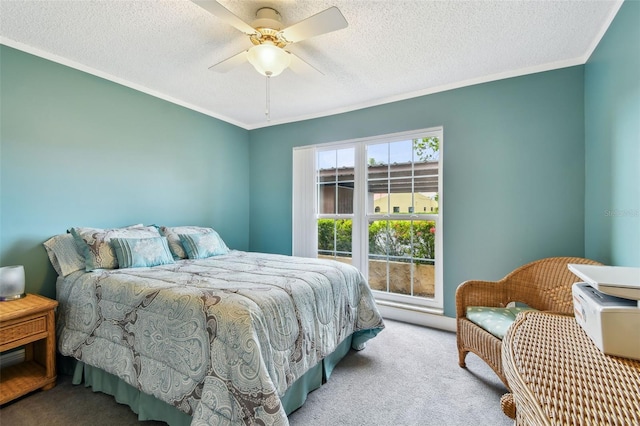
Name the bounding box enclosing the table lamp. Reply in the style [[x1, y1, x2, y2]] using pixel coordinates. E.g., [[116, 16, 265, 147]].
[[0, 265, 26, 301]]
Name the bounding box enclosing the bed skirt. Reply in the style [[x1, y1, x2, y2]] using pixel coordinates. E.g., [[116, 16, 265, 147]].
[[61, 333, 355, 425]]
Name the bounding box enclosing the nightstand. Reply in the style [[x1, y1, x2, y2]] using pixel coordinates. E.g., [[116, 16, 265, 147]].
[[0, 293, 58, 405]]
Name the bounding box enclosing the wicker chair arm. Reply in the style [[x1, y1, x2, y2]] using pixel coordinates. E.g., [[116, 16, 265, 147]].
[[455, 279, 509, 319]]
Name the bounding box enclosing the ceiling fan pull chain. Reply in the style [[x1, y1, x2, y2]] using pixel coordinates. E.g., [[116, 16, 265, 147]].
[[265, 74, 271, 121]]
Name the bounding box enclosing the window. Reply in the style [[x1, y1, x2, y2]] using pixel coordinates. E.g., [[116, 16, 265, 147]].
[[366, 136, 440, 302], [293, 127, 443, 311], [317, 148, 355, 265]]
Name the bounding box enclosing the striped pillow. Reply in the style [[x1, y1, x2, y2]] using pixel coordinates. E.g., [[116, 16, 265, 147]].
[[111, 237, 175, 268], [178, 231, 229, 259]]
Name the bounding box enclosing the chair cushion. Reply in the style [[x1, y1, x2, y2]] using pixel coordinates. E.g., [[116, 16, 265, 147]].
[[466, 305, 537, 339]]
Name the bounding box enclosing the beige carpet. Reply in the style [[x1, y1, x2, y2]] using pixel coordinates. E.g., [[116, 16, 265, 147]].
[[0, 319, 511, 425]]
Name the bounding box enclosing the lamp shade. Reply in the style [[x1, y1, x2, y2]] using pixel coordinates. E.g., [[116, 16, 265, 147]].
[[247, 44, 291, 77], [0, 265, 26, 301]]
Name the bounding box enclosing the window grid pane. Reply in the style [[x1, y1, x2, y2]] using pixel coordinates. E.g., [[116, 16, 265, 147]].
[[317, 219, 353, 265], [366, 137, 439, 300]]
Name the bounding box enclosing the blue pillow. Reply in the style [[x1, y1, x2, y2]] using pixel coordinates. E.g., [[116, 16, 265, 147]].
[[158, 225, 216, 259], [111, 237, 175, 268], [466, 305, 537, 339], [178, 231, 229, 259]]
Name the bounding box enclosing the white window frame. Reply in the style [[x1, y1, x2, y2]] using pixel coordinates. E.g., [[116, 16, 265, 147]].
[[293, 127, 443, 311]]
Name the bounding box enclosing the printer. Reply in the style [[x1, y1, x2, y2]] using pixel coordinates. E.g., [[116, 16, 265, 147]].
[[569, 264, 640, 360]]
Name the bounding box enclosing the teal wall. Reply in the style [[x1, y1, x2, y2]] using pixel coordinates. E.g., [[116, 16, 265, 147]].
[[3, 2, 635, 317], [585, 0, 640, 267], [0, 45, 250, 299], [249, 67, 587, 317]]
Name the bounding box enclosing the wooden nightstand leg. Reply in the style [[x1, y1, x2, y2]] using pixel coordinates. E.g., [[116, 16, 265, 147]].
[[31, 339, 56, 391], [45, 310, 57, 385], [41, 382, 56, 391], [31, 310, 57, 391]]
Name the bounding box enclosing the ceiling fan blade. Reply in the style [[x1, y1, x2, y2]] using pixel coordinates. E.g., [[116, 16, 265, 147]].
[[192, 0, 256, 35], [280, 6, 348, 44], [209, 50, 249, 72], [287, 52, 324, 76]]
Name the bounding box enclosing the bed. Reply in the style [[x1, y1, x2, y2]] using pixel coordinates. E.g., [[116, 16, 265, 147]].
[[44, 225, 384, 425]]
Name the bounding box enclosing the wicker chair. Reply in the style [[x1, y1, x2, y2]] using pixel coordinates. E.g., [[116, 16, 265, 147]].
[[455, 256, 602, 389]]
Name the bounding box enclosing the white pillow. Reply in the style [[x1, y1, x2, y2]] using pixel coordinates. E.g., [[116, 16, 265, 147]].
[[43, 233, 85, 276]]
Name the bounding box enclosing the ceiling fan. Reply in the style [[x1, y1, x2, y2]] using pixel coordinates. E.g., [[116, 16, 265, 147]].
[[192, 1, 349, 78]]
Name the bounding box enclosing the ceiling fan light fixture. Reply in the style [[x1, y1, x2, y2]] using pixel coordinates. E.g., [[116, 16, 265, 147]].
[[247, 43, 291, 77]]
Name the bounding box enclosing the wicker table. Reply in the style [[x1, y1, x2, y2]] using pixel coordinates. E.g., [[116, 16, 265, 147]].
[[501, 311, 640, 425], [0, 294, 58, 405]]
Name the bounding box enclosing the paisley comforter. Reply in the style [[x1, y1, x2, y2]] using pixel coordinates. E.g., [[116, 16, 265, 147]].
[[56, 250, 384, 425]]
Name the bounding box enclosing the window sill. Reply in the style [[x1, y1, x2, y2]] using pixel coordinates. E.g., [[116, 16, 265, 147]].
[[375, 299, 455, 332]]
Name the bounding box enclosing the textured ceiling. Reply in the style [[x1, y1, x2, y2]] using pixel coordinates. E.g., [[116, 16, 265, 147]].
[[0, 0, 622, 129]]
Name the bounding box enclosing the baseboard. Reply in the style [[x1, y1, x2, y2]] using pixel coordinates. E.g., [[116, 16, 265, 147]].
[[377, 301, 456, 332], [0, 348, 25, 368]]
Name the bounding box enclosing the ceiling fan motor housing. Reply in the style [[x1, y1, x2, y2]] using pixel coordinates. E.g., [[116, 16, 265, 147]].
[[250, 8, 288, 47]]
